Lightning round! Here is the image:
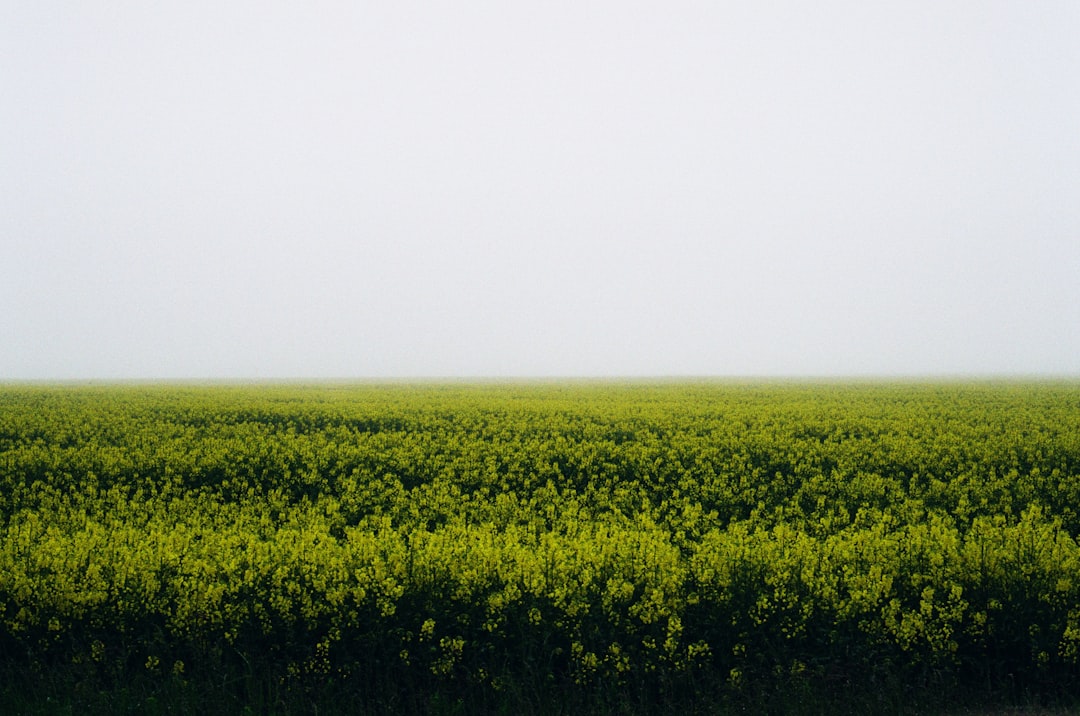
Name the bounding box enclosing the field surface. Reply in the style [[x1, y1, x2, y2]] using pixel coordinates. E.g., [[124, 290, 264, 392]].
[[3, 381, 1080, 714]]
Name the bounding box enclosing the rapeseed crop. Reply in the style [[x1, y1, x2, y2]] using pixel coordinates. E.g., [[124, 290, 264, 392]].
[[2, 381, 1080, 713]]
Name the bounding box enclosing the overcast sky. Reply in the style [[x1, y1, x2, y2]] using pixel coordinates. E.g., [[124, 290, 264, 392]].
[[3, 1, 1079, 379]]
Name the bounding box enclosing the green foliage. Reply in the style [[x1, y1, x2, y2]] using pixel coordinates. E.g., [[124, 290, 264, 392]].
[[3, 381, 1080, 712]]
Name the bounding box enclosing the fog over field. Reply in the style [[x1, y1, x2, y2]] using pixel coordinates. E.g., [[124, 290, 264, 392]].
[[3, 1, 1079, 379]]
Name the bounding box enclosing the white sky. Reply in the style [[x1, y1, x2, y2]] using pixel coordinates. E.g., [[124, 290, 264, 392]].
[[3, 1, 1079, 379]]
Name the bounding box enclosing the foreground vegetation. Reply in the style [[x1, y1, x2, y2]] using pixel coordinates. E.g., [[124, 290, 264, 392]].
[[3, 380, 1080, 713]]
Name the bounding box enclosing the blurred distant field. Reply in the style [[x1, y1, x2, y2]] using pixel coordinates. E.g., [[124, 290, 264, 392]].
[[3, 381, 1080, 714]]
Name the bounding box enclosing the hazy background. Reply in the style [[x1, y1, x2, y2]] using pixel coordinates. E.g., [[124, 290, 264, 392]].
[[3, 1, 1079, 379]]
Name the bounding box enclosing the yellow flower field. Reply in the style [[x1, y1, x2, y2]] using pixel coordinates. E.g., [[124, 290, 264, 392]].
[[2, 382, 1079, 713]]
